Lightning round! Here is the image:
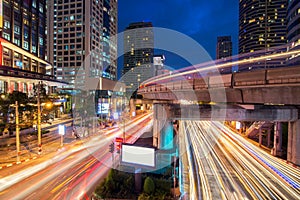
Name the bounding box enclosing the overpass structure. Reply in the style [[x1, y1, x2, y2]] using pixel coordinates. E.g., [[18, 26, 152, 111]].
[[138, 49, 300, 166]]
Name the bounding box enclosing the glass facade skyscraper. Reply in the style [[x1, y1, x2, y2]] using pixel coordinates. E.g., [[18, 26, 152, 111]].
[[287, 0, 300, 65], [47, 0, 118, 92], [122, 22, 154, 96], [239, 0, 288, 69]]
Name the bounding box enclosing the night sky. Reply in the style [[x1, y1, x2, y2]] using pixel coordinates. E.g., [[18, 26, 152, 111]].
[[118, 0, 239, 76]]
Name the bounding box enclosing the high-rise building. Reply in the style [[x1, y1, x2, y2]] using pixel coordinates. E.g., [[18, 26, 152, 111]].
[[122, 22, 154, 96], [47, 0, 118, 92], [239, 0, 288, 70], [153, 54, 165, 76], [216, 36, 232, 59], [216, 36, 232, 73], [0, 0, 63, 95], [287, 0, 300, 65]]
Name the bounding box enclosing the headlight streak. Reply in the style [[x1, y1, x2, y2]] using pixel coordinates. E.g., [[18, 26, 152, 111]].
[[180, 120, 300, 200], [142, 48, 300, 86], [0, 113, 153, 199], [184, 121, 211, 200], [213, 121, 300, 198], [195, 121, 250, 200], [214, 122, 300, 187], [183, 121, 201, 200]]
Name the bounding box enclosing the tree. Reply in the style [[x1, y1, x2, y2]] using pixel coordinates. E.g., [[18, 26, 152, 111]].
[[0, 91, 29, 124], [143, 177, 155, 195], [8, 91, 28, 105]]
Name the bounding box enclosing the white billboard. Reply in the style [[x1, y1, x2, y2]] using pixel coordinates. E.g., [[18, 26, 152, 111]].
[[121, 145, 155, 168]]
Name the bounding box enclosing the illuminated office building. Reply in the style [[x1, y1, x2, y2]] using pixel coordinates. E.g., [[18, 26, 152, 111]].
[[287, 0, 300, 65], [216, 36, 232, 60], [0, 0, 63, 95], [123, 22, 154, 96], [216, 36, 232, 73], [239, 0, 288, 70], [47, 0, 118, 92]]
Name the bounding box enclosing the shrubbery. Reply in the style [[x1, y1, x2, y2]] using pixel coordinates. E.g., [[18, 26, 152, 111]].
[[94, 167, 174, 200], [94, 169, 135, 199]]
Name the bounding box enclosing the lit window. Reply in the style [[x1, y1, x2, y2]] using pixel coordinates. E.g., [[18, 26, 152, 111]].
[[39, 4, 44, 13], [32, 0, 37, 8], [3, 33, 10, 40], [39, 37, 43, 45], [32, 46, 37, 53], [4, 20, 10, 29], [14, 25, 21, 35], [23, 41, 29, 50], [13, 38, 20, 46]]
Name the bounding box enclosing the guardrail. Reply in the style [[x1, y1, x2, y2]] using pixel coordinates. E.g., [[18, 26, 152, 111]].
[[139, 66, 300, 93]]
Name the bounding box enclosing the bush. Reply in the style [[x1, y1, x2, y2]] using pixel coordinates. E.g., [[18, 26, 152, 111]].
[[94, 168, 135, 199], [143, 177, 155, 195]]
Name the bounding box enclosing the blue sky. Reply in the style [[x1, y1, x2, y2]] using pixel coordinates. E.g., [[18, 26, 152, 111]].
[[118, 0, 239, 74]]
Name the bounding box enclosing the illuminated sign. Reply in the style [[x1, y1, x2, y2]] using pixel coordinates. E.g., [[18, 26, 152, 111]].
[[97, 103, 109, 114], [121, 145, 155, 168]]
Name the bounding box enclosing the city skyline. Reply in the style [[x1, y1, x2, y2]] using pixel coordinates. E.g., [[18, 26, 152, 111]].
[[118, 0, 239, 72]]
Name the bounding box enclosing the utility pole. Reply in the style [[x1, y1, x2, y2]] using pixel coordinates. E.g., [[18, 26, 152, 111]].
[[37, 82, 42, 154], [15, 101, 20, 162]]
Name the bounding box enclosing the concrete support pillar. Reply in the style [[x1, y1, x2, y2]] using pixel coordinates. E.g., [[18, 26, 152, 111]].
[[287, 120, 300, 166], [153, 118, 162, 148], [160, 121, 174, 150], [153, 104, 167, 148], [259, 128, 262, 147], [152, 103, 174, 150], [267, 129, 271, 148], [272, 122, 283, 157]]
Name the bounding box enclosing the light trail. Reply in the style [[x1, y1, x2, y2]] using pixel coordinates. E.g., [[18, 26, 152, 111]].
[[0, 113, 153, 199], [180, 120, 300, 200], [142, 48, 300, 86]]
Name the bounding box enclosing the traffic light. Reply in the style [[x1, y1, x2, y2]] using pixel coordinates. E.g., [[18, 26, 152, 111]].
[[109, 142, 114, 153], [116, 143, 121, 154]]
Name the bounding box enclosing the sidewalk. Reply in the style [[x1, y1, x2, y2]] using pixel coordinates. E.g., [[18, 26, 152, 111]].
[[0, 117, 74, 168]]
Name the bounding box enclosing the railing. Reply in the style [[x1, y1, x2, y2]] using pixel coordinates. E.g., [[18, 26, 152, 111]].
[[139, 65, 300, 93]]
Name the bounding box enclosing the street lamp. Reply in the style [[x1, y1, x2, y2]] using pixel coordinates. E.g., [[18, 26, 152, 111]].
[[36, 81, 52, 155], [37, 82, 42, 154], [15, 101, 20, 162]]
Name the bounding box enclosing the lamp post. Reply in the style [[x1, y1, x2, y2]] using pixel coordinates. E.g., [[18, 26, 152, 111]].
[[15, 101, 20, 162], [36, 81, 52, 154], [37, 82, 42, 154]]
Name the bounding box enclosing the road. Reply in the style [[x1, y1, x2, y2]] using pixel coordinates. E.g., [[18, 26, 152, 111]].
[[180, 120, 300, 200], [0, 113, 153, 199]]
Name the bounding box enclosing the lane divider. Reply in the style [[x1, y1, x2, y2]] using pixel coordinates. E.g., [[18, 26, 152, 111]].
[[0, 156, 38, 170]]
